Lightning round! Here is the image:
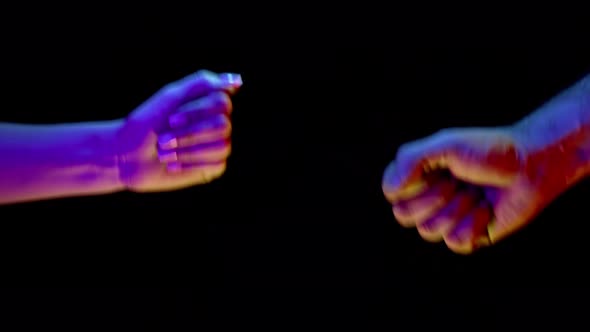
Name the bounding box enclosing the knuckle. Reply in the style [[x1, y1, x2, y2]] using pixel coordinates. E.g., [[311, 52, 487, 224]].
[[443, 234, 475, 255], [444, 236, 461, 248], [185, 70, 217, 90], [436, 127, 455, 137], [217, 162, 227, 174], [195, 69, 215, 81], [196, 69, 212, 76], [393, 205, 414, 227], [220, 143, 232, 158], [199, 171, 214, 184], [417, 226, 443, 243], [161, 83, 182, 100], [197, 162, 226, 184], [381, 160, 397, 187], [395, 142, 415, 160], [392, 203, 408, 217], [435, 127, 462, 143], [222, 118, 233, 137], [210, 92, 232, 112], [449, 245, 474, 255], [209, 162, 227, 178]]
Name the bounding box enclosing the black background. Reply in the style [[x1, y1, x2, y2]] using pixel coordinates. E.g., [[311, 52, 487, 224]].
[[0, 5, 589, 331]]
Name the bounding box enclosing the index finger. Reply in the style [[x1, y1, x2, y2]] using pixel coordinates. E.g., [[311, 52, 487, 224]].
[[382, 164, 449, 203], [382, 131, 461, 202]]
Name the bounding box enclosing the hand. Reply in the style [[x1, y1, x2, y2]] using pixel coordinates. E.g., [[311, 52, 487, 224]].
[[381, 126, 574, 254], [115, 70, 243, 193]]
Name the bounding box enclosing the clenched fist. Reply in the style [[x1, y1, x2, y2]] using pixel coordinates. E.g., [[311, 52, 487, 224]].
[[115, 70, 243, 192], [382, 124, 590, 254]]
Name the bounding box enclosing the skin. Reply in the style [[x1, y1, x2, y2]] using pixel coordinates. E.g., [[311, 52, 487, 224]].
[[0, 70, 242, 205], [382, 73, 590, 254]]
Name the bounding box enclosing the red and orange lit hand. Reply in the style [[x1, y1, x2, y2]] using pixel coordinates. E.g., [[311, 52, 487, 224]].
[[381, 126, 586, 254]]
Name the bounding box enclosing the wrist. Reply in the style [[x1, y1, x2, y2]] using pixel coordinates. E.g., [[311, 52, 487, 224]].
[[511, 115, 590, 192], [512, 73, 590, 184], [87, 119, 127, 194]]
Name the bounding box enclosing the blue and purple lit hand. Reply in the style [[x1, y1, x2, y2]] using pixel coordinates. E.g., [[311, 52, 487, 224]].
[[115, 70, 243, 192]]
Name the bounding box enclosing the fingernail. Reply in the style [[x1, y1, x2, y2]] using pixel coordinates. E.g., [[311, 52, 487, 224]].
[[158, 151, 178, 163], [158, 134, 178, 149], [219, 73, 243, 88], [169, 114, 188, 128], [167, 162, 182, 173]]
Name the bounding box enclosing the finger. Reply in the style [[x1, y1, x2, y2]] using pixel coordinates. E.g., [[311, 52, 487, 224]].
[[417, 188, 479, 242], [166, 161, 227, 183], [137, 70, 242, 124], [158, 140, 231, 164], [382, 134, 452, 202], [158, 114, 231, 150], [218, 72, 243, 93], [382, 129, 521, 202], [169, 71, 242, 104], [382, 156, 425, 203], [383, 168, 447, 203], [168, 91, 233, 129], [444, 201, 493, 255], [392, 177, 457, 228]]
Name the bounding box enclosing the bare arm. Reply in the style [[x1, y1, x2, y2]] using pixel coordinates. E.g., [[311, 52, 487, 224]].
[[0, 70, 242, 205], [381, 72, 590, 252], [513, 73, 590, 187], [514, 73, 590, 149], [0, 120, 125, 205]]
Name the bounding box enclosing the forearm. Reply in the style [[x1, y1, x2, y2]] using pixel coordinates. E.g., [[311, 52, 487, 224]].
[[513, 73, 590, 185], [0, 120, 126, 205]]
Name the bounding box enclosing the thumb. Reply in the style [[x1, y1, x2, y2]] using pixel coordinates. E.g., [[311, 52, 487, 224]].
[[382, 128, 522, 202], [132, 70, 243, 126]]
